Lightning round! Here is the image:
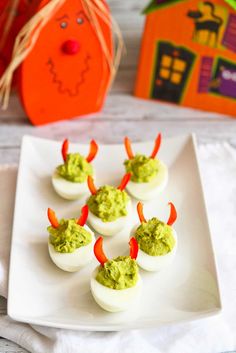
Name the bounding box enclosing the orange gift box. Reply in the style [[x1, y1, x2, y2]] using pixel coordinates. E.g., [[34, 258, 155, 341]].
[[135, 0, 236, 116]]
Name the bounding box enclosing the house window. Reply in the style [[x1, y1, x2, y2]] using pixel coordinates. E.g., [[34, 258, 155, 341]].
[[160, 68, 170, 79], [173, 58, 187, 72], [151, 41, 196, 104], [161, 55, 172, 68], [159, 54, 187, 85], [170, 72, 182, 84], [209, 57, 236, 99]]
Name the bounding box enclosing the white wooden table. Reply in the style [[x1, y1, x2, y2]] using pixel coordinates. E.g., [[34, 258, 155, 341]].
[[0, 1, 236, 351]]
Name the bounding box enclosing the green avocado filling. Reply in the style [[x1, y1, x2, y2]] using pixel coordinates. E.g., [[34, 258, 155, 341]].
[[96, 256, 138, 289], [124, 154, 159, 183], [57, 153, 93, 183], [48, 219, 92, 253], [87, 185, 130, 222], [134, 218, 175, 256]]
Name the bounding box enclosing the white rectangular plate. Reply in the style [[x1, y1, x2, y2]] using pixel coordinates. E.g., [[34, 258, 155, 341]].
[[8, 134, 222, 331]]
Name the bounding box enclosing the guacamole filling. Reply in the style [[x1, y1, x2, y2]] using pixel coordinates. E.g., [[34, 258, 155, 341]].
[[48, 219, 92, 253], [57, 153, 93, 183], [87, 185, 130, 222], [134, 218, 175, 256], [124, 154, 159, 183], [96, 256, 138, 289]]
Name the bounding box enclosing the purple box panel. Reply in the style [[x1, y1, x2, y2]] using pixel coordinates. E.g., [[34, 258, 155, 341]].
[[219, 69, 236, 98], [222, 13, 236, 52], [198, 56, 214, 93]]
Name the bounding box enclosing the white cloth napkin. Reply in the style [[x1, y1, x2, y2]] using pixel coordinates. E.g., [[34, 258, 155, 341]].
[[0, 143, 236, 353]]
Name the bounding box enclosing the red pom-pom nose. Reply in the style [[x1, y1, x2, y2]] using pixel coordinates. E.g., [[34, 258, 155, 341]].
[[62, 39, 80, 55]]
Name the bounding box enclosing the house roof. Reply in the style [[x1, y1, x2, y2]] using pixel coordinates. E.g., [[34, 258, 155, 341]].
[[143, 0, 186, 14], [143, 0, 236, 15], [225, 0, 236, 10]]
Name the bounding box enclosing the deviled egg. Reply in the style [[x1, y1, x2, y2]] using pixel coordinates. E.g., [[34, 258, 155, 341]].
[[47, 205, 95, 272], [52, 139, 98, 200], [123, 134, 168, 200], [133, 202, 177, 272], [86, 174, 132, 236], [90, 236, 142, 312]]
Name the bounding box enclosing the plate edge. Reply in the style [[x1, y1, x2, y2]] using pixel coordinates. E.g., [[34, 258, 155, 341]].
[[190, 133, 223, 311], [7, 136, 31, 316]]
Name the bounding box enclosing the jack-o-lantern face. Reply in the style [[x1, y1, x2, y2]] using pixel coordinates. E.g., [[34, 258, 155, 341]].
[[19, 0, 112, 125]]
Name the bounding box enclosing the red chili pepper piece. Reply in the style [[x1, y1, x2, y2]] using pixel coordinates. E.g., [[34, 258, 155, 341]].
[[61, 139, 69, 162], [117, 173, 131, 191], [129, 237, 139, 260], [87, 176, 97, 195], [137, 202, 147, 223], [150, 133, 162, 159], [124, 136, 134, 159], [77, 205, 89, 226], [167, 202, 177, 226], [94, 236, 108, 266], [86, 140, 98, 163], [47, 208, 59, 228]]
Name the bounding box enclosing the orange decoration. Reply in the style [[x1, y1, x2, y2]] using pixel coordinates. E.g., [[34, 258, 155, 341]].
[[0, 0, 29, 79], [150, 133, 162, 159], [124, 136, 134, 159], [47, 207, 59, 228], [0, 0, 116, 125], [86, 139, 98, 163], [129, 237, 139, 260], [117, 173, 131, 191], [18, 0, 113, 125], [135, 0, 236, 117], [87, 175, 97, 195], [94, 236, 108, 266], [167, 202, 177, 226], [61, 138, 69, 162], [137, 202, 147, 223], [77, 204, 89, 226]]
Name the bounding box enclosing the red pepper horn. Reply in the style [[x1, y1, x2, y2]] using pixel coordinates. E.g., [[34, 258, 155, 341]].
[[137, 202, 147, 223], [117, 173, 131, 191], [94, 236, 108, 266], [124, 136, 134, 159], [167, 202, 177, 226], [129, 237, 139, 259], [150, 133, 162, 159], [61, 139, 69, 162], [86, 139, 98, 163], [77, 205, 89, 226], [47, 208, 59, 228], [87, 176, 97, 195]]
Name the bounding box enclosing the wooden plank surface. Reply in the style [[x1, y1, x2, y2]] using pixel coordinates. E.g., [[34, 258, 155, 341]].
[[0, 0, 235, 352]]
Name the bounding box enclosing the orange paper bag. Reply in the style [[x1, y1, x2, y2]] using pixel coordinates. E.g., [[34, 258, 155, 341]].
[[0, 0, 122, 125]]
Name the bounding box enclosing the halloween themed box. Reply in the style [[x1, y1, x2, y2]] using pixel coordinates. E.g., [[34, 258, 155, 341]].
[[0, 0, 122, 125], [135, 0, 236, 116]]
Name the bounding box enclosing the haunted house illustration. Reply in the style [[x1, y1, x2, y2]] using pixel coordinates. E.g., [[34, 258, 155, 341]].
[[135, 0, 236, 116]]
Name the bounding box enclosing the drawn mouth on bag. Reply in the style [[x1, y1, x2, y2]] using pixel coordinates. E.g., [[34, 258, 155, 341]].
[[46, 54, 91, 97]]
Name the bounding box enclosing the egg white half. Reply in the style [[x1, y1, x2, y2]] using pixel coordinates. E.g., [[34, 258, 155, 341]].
[[126, 160, 168, 201], [90, 267, 142, 312], [135, 229, 177, 272], [87, 201, 132, 236], [52, 170, 92, 200], [48, 224, 95, 272]]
